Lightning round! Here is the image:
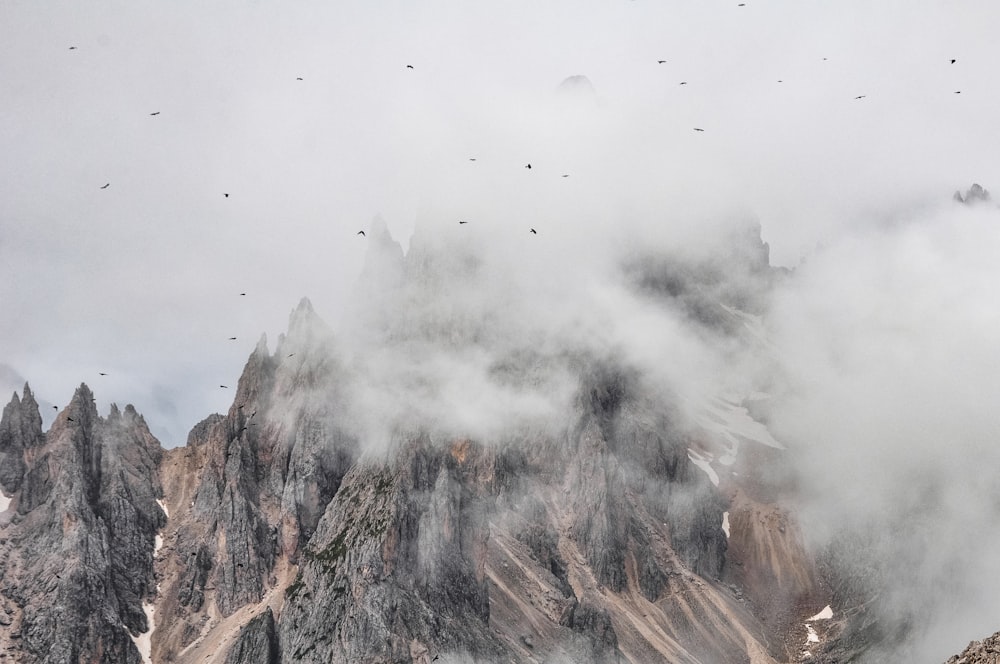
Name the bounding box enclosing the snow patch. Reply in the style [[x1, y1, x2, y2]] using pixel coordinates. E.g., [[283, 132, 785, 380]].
[[722, 511, 730, 538], [808, 605, 833, 621], [693, 396, 784, 450], [156, 498, 169, 519], [687, 449, 719, 486], [130, 600, 156, 664], [154, 534, 163, 556], [805, 624, 819, 643], [0, 490, 10, 514]]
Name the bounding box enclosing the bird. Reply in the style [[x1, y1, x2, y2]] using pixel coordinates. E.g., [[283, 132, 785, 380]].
[[67, 417, 75, 422], [562, 174, 569, 178], [223, 193, 229, 198], [406, 65, 414, 69], [239, 293, 246, 296], [68, 46, 77, 50], [100, 183, 110, 189], [657, 60, 666, 64], [99, 372, 107, 376], [357, 230, 366, 236], [693, 127, 705, 132], [529, 228, 537, 234], [777, 80, 783, 83], [296, 77, 303, 80], [220, 385, 228, 389], [52, 406, 58, 410], [525, 163, 532, 169], [150, 111, 160, 116], [954, 90, 961, 94], [951, 59, 957, 64], [854, 95, 866, 100], [738, 2, 745, 5], [459, 221, 468, 224], [287, 353, 295, 357], [679, 81, 688, 85], [469, 158, 476, 161], [229, 337, 237, 341]]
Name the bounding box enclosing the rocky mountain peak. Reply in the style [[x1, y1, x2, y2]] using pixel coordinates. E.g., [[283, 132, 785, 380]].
[[954, 183, 992, 204]]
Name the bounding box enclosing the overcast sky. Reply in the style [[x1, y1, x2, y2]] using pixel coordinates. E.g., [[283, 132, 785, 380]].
[[3, 0, 1000, 445]]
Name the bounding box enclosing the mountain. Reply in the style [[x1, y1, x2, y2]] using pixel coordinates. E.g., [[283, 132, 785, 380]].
[[0, 215, 986, 663]]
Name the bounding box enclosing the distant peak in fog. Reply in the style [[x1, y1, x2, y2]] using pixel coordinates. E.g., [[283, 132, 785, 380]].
[[953, 183, 992, 205]]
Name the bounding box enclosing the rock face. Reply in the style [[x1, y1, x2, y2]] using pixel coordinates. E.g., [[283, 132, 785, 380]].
[[0, 220, 855, 663], [0, 384, 164, 663], [946, 632, 1000, 664]]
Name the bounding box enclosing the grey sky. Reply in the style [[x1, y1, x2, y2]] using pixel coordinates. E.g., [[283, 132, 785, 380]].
[[3, 1, 1000, 445]]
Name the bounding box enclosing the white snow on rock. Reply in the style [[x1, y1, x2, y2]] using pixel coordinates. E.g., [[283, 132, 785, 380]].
[[0, 490, 10, 514], [693, 396, 785, 450], [808, 605, 833, 621], [806, 624, 819, 643], [156, 498, 169, 519], [131, 600, 156, 664], [687, 449, 719, 486], [722, 511, 730, 538], [154, 535, 163, 555]]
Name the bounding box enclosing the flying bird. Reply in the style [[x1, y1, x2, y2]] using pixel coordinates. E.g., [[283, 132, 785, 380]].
[[223, 193, 229, 198], [951, 59, 957, 64], [459, 221, 468, 224], [100, 183, 110, 189], [296, 77, 303, 80], [229, 337, 236, 341], [149, 111, 160, 116], [679, 81, 688, 85], [693, 127, 705, 132], [562, 174, 569, 178], [406, 65, 414, 69], [357, 230, 366, 236], [854, 95, 866, 100], [529, 228, 537, 234], [99, 372, 107, 376], [69, 46, 77, 50], [738, 2, 745, 5], [954, 90, 961, 94], [469, 158, 476, 161], [67, 417, 75, 422], [52, 406, 58, 410], [657, 60, 666, 64], [220, 385, 228, 389], [239, 293, 246, 296], [525, 163, 532, 169], [287, 353, 295, 357]]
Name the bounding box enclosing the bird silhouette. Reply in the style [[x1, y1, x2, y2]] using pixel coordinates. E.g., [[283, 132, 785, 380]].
[[657, 60, 666, 64], [469, 158, 476, 161], [288, 353, 295, 357], [99, 372, 107, 376], [100, 183, 110, 189], [459, 221, 468, 224], [357, 230, 366, 236], [220, 385, 228, 389], [229, 337, 236, 341], [68, 417, 75, 422], [679, 81, 688, 85], [223, 193, 229, 198], [150, 111, 160, 116], [954, 91, 961, 94], [239, 293, 246, 296], [854, 95, 866, 100], [529, 228, 537, 234], [296, 77, 303, 80], [69, 46, 77, 50], [406, 65, 414, 69], [562, 174, 569, 178], [693, 127, 705, 132], [525, 163, 532, 169], [52, 406, 58, 410], [951, 59, 957, 64], [738, 2, 745, 5]]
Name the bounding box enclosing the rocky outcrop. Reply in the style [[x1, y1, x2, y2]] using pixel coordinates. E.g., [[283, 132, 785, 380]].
[[946, 632, 1000, 664], [953, 183, 991, 204], [0, 384, 164, 664], [0, 384, 43, 494]]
